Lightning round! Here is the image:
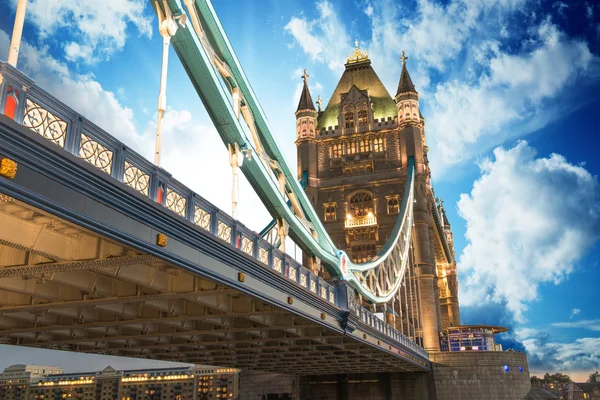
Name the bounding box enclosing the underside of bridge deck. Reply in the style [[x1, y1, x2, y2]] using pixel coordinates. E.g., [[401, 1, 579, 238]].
[[0, 194, 424, 375]]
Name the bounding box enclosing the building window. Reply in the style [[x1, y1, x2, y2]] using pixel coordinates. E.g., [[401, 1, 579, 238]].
[[324, 203, 337, 221], [351, 244, 377, 263], [344, 105, 355, 129], [358, 109, 368, 126], [348, 191, 374, 217], [387, 196, 399, 214], [373, 137, 384, 152], [331, 142, 343, 158], [346, 140, 357, 155], [358, 138, 370, 153]]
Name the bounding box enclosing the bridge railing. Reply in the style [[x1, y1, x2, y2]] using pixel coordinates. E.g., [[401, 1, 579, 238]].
[[0, 61, 427, 360]]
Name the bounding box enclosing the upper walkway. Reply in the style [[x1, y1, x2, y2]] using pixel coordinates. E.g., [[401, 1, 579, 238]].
[[0, 61, 429, 374]]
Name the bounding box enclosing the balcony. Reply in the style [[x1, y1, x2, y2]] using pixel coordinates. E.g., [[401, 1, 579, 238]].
[[345, 214, 377, 228]]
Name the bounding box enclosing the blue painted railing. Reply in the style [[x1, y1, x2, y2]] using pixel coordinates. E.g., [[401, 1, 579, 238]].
[[0, 61, 428, 360]]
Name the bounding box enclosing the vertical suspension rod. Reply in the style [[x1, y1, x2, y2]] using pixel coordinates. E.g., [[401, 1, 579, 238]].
[[7, 0, 28, 67]]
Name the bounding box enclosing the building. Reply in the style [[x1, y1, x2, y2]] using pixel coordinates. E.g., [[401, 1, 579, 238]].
[[0, 365, 64, 400], [295, 43, 461, 352], [578, 383, 600, 399], [439, 325, 508, 352], [0, 366, 238, 400]]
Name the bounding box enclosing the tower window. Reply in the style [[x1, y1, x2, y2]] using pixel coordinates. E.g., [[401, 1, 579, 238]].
[[387, 196, 399, 214], [358, 109, 368, 126], [348, 191, 374, 217], [358, 138, 370, 153], [331, 142, 343, 158], [323, 203, 337, 221], [344, 111, 354, 128], [346, 140, 357, 155], [373, 137, 384, 152], [351, 244, 377, 263]]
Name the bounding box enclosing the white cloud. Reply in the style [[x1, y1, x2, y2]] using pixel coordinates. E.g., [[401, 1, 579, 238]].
[[284, 1, 350, 73], [428, 19, 593, 170], [570, 308, 581, 319], [518, 329, 600, 374], [552, 319, 600, 331], [8, 0, 152, 63], [457, 141, 600, 322]]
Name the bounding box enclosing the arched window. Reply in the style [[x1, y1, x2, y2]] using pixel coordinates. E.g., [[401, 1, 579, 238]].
[[346, 140, 357, 155], [348, 191, 374, 218], [344, 105, 355, 129], [358, 138, 370, 153], [358, 109, 368, 126], [331, 142, 343, 158], [387, 196, 399, 214], [373, 137, 384, 152], [324, 203, 337, 221], [351, 244, 377, 263]]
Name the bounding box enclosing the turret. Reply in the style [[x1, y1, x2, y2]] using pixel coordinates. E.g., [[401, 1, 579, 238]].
[[295, 69, 318, 191], [295, 69, 318, 142], [395, 51, 420, 127]]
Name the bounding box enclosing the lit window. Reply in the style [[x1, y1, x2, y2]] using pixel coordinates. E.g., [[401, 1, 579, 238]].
[[358, 138, 370, 153], [348, 191, 374, 217], [324, 203, 337, 221], [358, 109, 368, 126], [344, 111, 354, 128], [387, 197, 399, 214], [331, 142, 343, 158], [373, 137, 384, 152], [351, 244, 377, 263], [346, 140, 357, 155]]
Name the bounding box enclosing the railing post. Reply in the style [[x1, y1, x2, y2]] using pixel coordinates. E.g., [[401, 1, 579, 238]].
[[65, 115, 83, 156], [112, 145, 127, 182], [150, 167, 171, 205], [333, 280, 359, 334]]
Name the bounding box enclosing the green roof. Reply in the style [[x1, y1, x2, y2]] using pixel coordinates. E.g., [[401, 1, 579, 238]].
[[318, 60, 397, 129]]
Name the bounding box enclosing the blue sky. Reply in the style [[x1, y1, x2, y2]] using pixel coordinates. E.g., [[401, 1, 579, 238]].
[[0, 0, 599, 381]]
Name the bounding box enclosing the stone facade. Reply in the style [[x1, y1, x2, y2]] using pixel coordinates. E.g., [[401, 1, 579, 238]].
[[295, 46, 461, 352], [430, 351, 531, 400]]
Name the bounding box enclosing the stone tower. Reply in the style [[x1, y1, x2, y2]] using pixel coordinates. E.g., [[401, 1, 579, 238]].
[[295, 44, 459, 352]]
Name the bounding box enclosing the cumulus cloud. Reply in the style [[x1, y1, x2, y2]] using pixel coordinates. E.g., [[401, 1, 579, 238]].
[[284, 1, 350, 73], [517, 328, 600, 375], [285, 1, 598, 175], [7, 0, 152, 63], [457, 141, 600, 322], [428, 19, 593, 170]]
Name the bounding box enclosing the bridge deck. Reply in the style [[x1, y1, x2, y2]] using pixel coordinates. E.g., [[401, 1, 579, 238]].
[[0, 114, 429, 373]]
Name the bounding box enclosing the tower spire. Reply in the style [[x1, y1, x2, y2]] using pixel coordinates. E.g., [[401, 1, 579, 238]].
[[396, 50, 417, 96], [296, 69, 316, 112]]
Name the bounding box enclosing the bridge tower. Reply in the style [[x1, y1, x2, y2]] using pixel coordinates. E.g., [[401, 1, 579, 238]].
[[295, 43, 458, 352]]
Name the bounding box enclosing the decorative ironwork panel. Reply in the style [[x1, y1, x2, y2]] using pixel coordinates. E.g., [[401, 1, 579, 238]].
[[273, 258, 282, 273], [258, 247, 269, 264], [241, 236, 253, 256], [300, 274, 307, 288], [217, 221, 232, 243], [22, 99, 67, 148], [329, 291, 335, 303], [194, 205, 211, 231], [310, 280, 317, 293], [123, 161, 150, 196], [166, 188, 186, 217], [288, 266, 297, 281], [320, 286, 327, 299], [78, 133, 113, 174]]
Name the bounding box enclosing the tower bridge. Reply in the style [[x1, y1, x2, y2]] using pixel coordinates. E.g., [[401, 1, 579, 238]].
[[0, 0, 532, 399]]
